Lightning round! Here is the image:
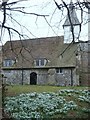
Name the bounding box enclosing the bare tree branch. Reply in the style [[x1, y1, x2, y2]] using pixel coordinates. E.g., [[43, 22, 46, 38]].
[[5, 8, 49, 17], [0, 0, 89, 61]]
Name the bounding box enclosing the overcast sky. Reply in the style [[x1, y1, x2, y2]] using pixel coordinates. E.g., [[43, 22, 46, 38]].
[[0, 0, 88, 45]]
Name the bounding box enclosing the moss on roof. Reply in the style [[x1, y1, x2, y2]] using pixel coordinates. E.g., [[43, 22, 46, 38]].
[[2, 36, 77, 68]]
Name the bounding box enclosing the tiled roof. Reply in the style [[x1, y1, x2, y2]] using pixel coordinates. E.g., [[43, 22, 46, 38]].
[[2, 36, 77, 69]]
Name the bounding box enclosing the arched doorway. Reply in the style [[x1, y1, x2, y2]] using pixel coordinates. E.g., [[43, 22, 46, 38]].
[[30, 72, 37, 85]]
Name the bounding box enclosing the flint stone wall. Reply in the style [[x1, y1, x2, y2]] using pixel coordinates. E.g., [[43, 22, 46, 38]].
[[2, 68, 78, 86]]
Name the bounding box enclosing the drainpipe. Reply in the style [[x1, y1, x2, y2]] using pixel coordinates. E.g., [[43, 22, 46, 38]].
[[21, 69, 23, 85], [88, 2, 90, 41], [21, 54, 24, 85], [71, 69, 73, 86], [88, 2, 90, 86]]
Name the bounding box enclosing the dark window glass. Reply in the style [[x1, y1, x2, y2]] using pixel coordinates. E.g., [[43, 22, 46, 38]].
[[35, 58, 46, 66], [56, 68, 62, 74], [41, 59, 44, 66], [36, 60, 39, 66], [3, 59, 14, 67], [60, 68, 62, 73], [56, 69, 59, 73]]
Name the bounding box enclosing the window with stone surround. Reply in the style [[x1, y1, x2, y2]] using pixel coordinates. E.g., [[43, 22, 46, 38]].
[[3, 59, 15, 67], [34, 58, 47, 66], [56, 68, 63, 74]]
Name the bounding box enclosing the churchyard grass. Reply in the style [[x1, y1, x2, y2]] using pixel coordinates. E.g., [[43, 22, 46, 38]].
[[5, 85, 89, 96]]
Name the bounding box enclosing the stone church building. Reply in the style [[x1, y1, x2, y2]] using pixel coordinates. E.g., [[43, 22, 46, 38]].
[[1, 1, 90, 86], [1, 36, 89, 86]]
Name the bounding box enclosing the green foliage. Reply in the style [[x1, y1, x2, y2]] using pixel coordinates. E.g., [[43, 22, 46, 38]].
[[4, 88, 90, 119]]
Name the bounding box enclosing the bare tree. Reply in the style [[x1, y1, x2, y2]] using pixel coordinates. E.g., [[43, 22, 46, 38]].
[[0, 0, 50, 43], [0, 0, 89, 70], [0, 0, 89, 63], [0, 0, 89, 42], [53, 0, 90, 56], [0, 0, 89, 118], [0, 0, 51, 65]]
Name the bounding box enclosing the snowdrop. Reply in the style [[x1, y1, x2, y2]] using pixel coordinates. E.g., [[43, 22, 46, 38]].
[[4, 89, 89, 119]]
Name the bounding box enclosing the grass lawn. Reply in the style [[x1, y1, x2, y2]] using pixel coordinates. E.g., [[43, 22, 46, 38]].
[[3, 85, 90, 119], [5, 85, 89, 97]]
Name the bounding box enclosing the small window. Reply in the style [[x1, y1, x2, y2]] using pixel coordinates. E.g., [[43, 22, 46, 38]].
[[35, 58, 46, 66], [3, 59, 14, 67], [56, 68, 63, 74]]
